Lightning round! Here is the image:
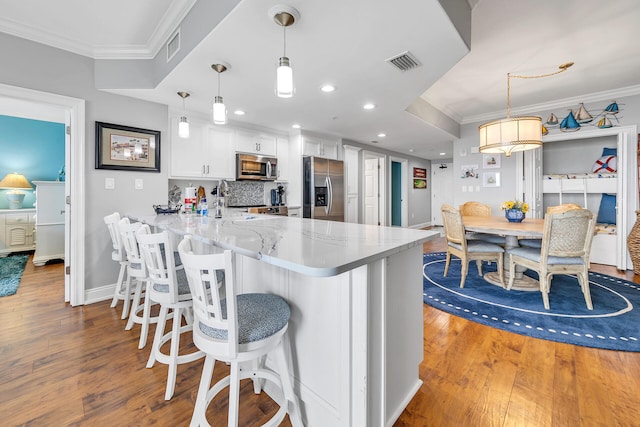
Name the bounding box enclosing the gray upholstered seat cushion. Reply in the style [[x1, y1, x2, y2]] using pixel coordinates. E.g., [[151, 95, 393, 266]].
[[449, 241, 504, 253], [467, 232, 507, 245], [152, 268, 191, 294], [199, 293, 290, 343], [509, 247, 585, 265], [518, 238, 542, 249]]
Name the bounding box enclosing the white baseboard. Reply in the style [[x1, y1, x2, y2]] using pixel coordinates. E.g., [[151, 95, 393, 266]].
[[84, 283, 116, 305], [409, 221, 431, 229]]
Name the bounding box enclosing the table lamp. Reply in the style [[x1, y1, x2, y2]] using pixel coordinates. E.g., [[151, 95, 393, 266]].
[[0, 172, 33, 209]]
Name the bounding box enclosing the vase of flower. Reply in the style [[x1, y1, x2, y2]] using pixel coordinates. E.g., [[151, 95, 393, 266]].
[[505, 209, 525, 223]]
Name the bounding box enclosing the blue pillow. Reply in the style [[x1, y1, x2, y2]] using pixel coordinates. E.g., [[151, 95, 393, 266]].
[[602, 147, 617, 156], [597, 193, 616, 224]]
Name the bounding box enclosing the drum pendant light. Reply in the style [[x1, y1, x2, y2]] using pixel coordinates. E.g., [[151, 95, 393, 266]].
[[211, 63, 228, 125], [270, 5, 300, 98], [478, 62, 573, 157], [177, 91, 190, 138]]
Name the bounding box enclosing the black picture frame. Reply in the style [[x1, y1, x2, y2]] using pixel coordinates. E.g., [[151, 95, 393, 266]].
[[95, 121, 161, 172]]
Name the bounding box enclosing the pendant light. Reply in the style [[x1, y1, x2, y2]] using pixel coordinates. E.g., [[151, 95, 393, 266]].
[[270, 5, 300, 98], [211, 63, 228, 125], [478, 62, 573, 157], [177, 91, 190, 138]]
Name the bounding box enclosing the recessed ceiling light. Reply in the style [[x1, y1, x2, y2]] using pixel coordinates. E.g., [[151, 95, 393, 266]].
[[378, 133, 386, 138], [292, 124, 301, 129], [409, 149, 414, 153], [363, 103, 376, 110], [440, 152, 446, 155], [321, 84, 335, 93], [234, 109, 245, 116]]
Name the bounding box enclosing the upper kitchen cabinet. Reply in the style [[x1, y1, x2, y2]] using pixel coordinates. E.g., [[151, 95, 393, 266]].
[[170, 115, 234, 179], [235, 130, 277, 156], [302, 134, 339, 159], [276, 135, 289, 181]]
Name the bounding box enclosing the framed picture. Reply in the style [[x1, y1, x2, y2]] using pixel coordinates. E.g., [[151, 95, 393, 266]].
[[95, 122, 161, 172], [413, 167, 427, 178], [482, 172, 501, 187], [413, 178, 427, 189], [482, 154, 501, 169]]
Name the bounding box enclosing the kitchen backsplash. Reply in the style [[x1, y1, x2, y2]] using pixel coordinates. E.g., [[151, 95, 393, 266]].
[[169, 179, 277, 207]]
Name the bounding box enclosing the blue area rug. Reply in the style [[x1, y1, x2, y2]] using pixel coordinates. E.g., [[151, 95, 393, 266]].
[[423, 252, 640, 352], [0, 254, 28, 297]]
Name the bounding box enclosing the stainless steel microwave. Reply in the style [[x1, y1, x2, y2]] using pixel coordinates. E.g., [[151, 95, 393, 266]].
[[236, 153, 278, 181]]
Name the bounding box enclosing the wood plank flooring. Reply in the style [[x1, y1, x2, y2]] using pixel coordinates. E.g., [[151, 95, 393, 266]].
[[1, 238, 640, 426]]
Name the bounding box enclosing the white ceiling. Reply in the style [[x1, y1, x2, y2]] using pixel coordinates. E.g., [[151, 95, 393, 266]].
[[2, 0, 640, 160]]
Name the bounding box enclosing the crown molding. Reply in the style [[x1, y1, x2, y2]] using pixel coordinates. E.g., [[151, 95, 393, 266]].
[[0, 0, 196, 59], [460, 84, 640, 125]]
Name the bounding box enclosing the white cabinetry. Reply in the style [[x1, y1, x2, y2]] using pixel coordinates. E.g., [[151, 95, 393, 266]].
[[276, 135, 289, 181], [302, 135, 339, 159], [235, 130, 276, 156], [33, 181, 65, 266], [0, 209, 35, 257], [170, 115, 235, 179]]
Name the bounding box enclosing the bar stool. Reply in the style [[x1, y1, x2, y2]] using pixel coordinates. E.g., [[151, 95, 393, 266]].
[[178, 235, 304, 427], [103, 212, 131, 319], [135, 224, 204, 400], [118, 217, 157, 349]]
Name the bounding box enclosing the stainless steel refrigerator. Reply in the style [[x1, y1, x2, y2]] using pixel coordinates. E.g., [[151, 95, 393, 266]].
[[303, 156, 344, 221]]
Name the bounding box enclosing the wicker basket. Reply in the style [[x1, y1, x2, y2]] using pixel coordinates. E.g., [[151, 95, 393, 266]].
[[627, 210, 640, 275]]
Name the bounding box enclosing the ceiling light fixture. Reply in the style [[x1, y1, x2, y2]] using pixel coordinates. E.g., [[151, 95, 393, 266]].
[[177, 91, 190, 138], [211, 63, 229, 125], [270, 5, 300, 98], [478, 62, 573, 157], [378, 133, 386, 138], [291, 124, 301, 129], [321, 84, 335, 93], [363, 103, 375, 110], [234, 109, 246, 116]]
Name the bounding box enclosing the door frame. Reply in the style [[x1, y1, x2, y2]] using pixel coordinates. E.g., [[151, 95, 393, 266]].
[[363, 151, 386, 226], [0, 83, 86, 306], [389, 156, 408, 227]]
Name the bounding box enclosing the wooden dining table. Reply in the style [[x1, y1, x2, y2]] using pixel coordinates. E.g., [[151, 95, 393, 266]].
[[463, 215, 544, 291]]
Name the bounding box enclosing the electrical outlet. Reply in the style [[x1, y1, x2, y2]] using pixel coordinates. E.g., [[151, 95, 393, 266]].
[[135, 179, 143, 190]]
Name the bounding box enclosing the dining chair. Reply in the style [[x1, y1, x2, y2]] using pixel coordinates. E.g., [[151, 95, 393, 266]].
[[135, 224, 204, 400], [459, 201, 507, 245], [177, 236, 303, 427], [441, 204, 505, 288], [519, 203, 582, 249], [119, 217, 157, 349], [508, 208, 596, 310], [103, 212, 132, 319]]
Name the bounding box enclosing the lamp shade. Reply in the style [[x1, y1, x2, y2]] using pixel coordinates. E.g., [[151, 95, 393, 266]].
[[213, 96, 227, 125], [178, 116, 190, 138], [0, 173, 32, 209], [478, 116, 542, 157], [0, 173, 33, 190], [276, 57, 294, 98]]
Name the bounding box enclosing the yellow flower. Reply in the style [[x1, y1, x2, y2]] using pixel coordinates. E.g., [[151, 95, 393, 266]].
[[502, 200, 528, 213]]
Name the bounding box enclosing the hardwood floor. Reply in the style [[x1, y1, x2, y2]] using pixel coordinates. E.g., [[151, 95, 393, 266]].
[[1, 241, 640, 426]]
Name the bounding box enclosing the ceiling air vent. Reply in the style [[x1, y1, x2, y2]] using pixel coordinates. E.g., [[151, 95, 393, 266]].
[[166, 29, 181, 62], [385, 51, 421, 72]]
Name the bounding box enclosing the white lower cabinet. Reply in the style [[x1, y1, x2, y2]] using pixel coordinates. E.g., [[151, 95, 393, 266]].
[[0, 209, 36, 257], [33, 181, 65, 266]]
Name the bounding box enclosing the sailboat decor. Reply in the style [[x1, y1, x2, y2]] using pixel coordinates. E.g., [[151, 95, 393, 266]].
[[544, 100, 622, 135]]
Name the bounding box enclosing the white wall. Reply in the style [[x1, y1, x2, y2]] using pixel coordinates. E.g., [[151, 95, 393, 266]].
[[0, 32, 170, 292]]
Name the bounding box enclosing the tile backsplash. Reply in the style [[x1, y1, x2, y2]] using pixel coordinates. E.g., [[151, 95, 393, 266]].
[[169, 179, 284, 207]]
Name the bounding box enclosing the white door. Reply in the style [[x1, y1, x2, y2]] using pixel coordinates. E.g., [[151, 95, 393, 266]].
[[431, 163, 454, 226], [364, 158, 379, 225]]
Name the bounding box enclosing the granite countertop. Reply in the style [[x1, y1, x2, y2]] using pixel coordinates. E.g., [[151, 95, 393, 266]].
[[127, 211, 438, 277]]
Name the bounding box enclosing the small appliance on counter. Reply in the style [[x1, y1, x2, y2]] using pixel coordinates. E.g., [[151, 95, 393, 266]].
[[270, 185, 286, 206]]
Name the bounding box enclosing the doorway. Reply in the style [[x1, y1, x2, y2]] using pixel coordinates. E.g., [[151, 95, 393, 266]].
[[363, 151, 386, 226], [390, 157, 408, 227], [0, 83, 85, 305], [431, 162, 454, 226]]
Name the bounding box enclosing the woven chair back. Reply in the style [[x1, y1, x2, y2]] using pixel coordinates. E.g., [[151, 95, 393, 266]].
[[544, 209, 596, 258], [460, 201, 491, 217]]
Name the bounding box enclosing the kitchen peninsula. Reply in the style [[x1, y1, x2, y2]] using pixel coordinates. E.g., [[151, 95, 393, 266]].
[[127, 211, 438, 426]]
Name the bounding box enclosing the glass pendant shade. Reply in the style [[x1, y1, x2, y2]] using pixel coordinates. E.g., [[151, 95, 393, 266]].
[[277, 57, 294, 98], [178, 116, 190, 138], [478, 116, 542, 157], [213, 96, 227, 125]]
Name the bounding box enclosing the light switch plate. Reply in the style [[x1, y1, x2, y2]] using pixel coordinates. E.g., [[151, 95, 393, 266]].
[[135, 179, 143, 190], [105, 177, 115, 190]]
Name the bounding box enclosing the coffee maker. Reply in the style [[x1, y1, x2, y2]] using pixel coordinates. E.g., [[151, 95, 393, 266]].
[[270, 185, 285, 206]]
